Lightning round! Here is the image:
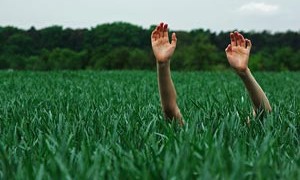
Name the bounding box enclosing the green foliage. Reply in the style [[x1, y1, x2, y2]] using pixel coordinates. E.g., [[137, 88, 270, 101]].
[[4, 33, 34, 55], [0, 54, 26, 70], [0, 22, 299, 70], [92, 47, 152, 70], [0, 71, 299, 179], [39, 26, 65, 50], [273, 47, 299, 71], [46, 48, 87, 70], [22, 49, 87, 70], [87, 22, 149, 50]]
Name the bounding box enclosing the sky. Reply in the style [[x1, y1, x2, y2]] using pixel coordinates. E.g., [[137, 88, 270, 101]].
[[0, 0, 299, 32]]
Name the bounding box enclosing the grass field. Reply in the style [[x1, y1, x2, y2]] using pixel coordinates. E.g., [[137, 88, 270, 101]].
[[0, 70, 299, 179]]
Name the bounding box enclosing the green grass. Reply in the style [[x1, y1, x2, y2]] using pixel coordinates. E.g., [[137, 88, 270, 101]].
[[0, 70, 299, 179]]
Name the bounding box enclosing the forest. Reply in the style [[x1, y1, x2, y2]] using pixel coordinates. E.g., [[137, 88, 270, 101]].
[[0, 22, 299, 71]]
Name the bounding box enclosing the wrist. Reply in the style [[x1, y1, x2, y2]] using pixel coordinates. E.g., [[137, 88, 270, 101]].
[[157, 60, 170, 68], [235, 68, 250, 77]]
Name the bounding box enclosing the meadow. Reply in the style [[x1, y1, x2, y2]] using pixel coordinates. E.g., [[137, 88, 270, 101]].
[[0, 70, 299, 179]]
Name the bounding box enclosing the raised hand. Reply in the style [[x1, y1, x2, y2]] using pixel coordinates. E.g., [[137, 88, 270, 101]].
[[225, 31, 252, 73], [151, 22, 177, 63], [225, 31, 272, 115]]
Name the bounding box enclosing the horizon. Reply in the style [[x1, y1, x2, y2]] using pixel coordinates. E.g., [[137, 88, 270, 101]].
[[1, 21, 299, 34]]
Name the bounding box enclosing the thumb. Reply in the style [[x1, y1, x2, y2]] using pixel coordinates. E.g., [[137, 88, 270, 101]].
[[171, 32, 177, 46]]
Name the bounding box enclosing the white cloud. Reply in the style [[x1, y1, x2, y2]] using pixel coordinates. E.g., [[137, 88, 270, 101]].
[[238, 2, 279, 14]]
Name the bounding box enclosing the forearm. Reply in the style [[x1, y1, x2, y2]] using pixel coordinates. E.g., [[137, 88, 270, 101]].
[[157, 61, 182, 120], [237, 68, 271, 113]]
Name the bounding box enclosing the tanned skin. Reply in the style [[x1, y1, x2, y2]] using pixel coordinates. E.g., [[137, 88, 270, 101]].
[[151, 22, 183, 125], [151, 23, 271, 125], [225, 31, 272, 115]]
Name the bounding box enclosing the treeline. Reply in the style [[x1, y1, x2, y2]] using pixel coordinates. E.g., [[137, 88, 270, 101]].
[[0, 22, 299, 71]]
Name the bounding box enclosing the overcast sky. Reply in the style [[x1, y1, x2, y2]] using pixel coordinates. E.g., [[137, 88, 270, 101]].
[[0, 0, 299, 32]]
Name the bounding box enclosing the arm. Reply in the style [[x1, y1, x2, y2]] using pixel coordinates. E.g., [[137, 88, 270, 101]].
[[151, 22, 183, 125], [225, 32, 271, 115], [237, 68, 271, 115]]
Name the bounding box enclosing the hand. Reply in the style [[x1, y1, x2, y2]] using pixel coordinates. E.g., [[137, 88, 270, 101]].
[[225, 31, 252, 73], [151, 22, 177, 63]]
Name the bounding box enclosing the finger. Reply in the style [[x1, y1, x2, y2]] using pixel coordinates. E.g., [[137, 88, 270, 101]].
[[151, 30, 156, 41], [163, 24, 168, 38], [171, 32, 177, 47], [155, 24, 162, 39], [159, 22, 164, 38], [225, 44, 229, 52], [160, 22, 164, 28], [152, 31, 160, 41], [225, 44, 232, 53], [151, 25, 159, 41], [234, 31, 241, 46], [230, 33, 236, 46], [246, 39, 252, 50], [239, 33, 246, 48]]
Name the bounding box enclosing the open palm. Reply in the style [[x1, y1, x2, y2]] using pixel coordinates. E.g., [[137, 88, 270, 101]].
[[151, 23, 177, 63], [225, 32, 252, 72]]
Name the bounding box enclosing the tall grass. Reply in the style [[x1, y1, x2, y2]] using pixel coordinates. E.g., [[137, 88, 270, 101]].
[[0, 70, 299, 179]]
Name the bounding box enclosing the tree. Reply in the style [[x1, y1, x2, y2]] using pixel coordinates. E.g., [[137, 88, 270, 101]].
[[87, 22, 148, 50], [39, 26, 64, 50], [92, 47, 151, 70], [181, 32, 220, 70], [46, 48, 87, 70], [4, 33, 34, 55], [0, 23, 299, 71]]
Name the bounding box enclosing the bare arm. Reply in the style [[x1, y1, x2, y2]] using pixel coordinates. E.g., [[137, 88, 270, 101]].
[[237, 68, 271, 114], [151, 22, 183, 125], [225, 32, 271, 114]]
